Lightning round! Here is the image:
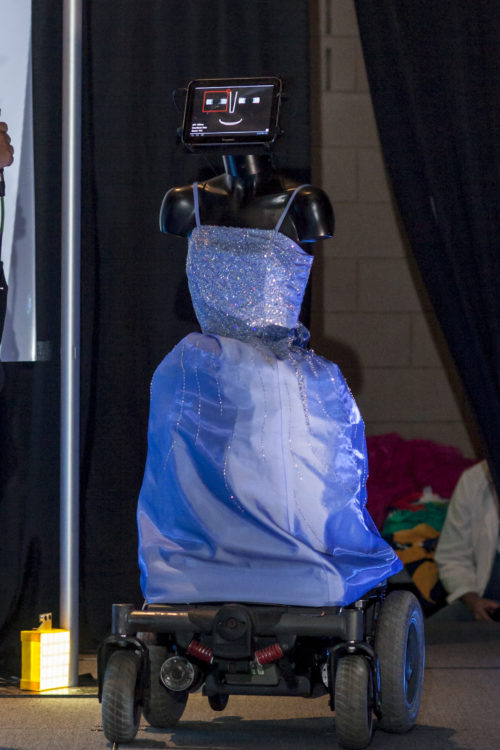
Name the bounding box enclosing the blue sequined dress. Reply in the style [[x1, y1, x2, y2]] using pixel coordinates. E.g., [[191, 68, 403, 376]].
[[137, 183, 402, 606]]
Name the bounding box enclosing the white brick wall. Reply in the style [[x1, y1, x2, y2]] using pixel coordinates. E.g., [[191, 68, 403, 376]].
[[309, 0, 480, 457]]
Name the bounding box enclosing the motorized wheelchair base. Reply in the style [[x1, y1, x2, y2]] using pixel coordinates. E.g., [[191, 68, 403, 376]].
[[98, 586, 425, 750]]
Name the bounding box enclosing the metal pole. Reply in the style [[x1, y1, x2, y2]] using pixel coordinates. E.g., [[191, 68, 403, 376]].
[[60, 0, 82, 687]]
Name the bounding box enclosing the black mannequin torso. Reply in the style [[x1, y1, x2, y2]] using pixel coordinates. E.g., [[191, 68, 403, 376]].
[[159, 154, 334, 249]]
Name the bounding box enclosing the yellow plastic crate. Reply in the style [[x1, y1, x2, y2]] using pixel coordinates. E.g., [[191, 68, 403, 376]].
[[20, 614, 70, 691]]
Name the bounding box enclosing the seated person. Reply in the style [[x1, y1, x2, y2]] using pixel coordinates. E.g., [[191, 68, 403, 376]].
[[432, 460, 500, 621]]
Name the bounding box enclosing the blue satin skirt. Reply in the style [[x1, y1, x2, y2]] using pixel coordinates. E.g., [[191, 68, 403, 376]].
[[137, 333, 402, 606]]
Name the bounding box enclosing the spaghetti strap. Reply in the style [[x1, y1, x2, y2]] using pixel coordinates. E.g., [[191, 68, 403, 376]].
[[192, 182, 201, 228], [274, 184, 311, 232]]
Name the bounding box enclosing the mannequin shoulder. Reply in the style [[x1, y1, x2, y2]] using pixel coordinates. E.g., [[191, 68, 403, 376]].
[[290, 184, 335, 241], [159, 185, 196, 237]]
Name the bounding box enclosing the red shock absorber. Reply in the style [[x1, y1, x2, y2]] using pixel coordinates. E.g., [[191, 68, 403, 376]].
[[255, 643, 284, 665], [187, 640, 214, 663]]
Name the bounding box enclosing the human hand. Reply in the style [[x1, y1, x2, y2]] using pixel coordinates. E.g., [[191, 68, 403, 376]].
[[0, 122, 14, 168], [461, 592, 500, 622]]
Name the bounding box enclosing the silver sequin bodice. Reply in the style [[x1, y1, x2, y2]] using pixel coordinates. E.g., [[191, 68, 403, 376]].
[[186, 225, 313, 347]]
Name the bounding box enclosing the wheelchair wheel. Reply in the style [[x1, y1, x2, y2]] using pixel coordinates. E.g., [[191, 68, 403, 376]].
[[208, 693, 229, 711], [143, 645, 188, 727], [375, 589, 425, 733], [334, 655, 374, 749], [101, 649, 141, 743]]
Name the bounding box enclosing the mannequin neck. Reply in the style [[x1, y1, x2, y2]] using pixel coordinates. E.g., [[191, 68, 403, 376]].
[[222, 153, 280, 194]]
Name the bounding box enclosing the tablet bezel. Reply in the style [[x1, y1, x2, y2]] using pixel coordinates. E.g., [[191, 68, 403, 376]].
[[181, 76, 282, 148]]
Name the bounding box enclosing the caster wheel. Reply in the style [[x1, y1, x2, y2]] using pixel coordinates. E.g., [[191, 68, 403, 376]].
[[334, 655, 374, 750], [208, 693, 229, 711], [101, 649, 141, 743]]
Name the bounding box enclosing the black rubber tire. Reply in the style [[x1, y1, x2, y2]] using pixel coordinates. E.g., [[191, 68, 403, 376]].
[[143, 645, 188, 728], [101, 649, 141, 744], [208, 693, 229, 711], [375, 589, 425, 733], [334, 655, 374, 750]]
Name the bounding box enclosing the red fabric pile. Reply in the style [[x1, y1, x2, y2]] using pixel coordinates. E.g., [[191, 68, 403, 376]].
[[366, 433, 478, 530]]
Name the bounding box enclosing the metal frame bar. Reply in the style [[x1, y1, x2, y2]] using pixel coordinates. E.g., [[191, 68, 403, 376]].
[[60, 0, 82, 688], [110, 603, 366, 641]]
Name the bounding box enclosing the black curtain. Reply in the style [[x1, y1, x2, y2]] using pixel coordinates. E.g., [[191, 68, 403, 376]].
[[354, 1, 500, 490], [0, 0, 312, 674]]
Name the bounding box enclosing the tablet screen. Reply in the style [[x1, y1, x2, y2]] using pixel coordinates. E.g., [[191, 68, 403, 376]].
[[182, 77, 282, 147]]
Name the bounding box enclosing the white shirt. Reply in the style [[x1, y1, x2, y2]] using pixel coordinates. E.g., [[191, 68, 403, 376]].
[[435, 461, 499, 603]]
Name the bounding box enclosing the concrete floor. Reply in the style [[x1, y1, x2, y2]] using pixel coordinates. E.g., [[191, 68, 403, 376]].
[[0, 621, 499, 750]]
